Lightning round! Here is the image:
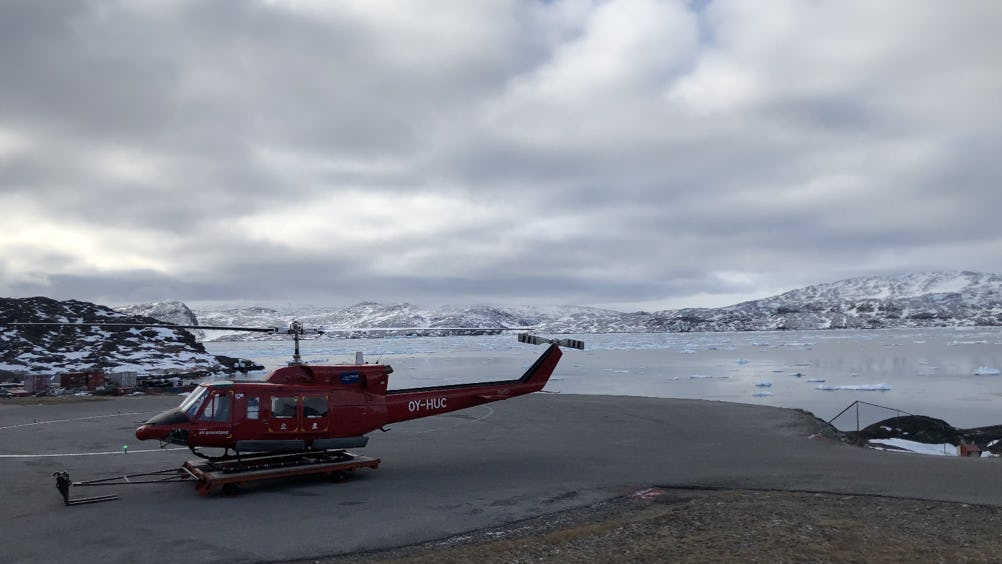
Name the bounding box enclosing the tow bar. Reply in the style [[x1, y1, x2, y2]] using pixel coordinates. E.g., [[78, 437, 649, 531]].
[[53, 469, 191, 506]]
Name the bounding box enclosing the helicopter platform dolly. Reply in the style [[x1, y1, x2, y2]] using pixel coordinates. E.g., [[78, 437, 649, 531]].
[[181, 449, 380, 496]]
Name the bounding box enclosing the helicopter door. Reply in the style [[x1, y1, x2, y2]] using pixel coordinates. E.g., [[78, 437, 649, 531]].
[[231, 393, 259, 429], [301, 394, 330, 433]]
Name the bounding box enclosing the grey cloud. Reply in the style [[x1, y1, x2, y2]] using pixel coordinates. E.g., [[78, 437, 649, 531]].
[[2, 1, 1001, 311]]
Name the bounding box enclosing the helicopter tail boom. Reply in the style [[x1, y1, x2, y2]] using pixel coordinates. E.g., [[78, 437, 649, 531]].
[[384, 343, 563, 424]]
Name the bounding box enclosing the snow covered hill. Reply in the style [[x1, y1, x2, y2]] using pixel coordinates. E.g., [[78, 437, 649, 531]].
[[0, 297, 255, 377], [116, 301, 199, 327], [188, 271, 1002, 338], [3, 272, 1001, 375], [676, 270, 1002, 332]]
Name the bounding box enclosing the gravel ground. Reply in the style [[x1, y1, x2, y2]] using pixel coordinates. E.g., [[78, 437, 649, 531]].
[[315, 488, 1002, 563]]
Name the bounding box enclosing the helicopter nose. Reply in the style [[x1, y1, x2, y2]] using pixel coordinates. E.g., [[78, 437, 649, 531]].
[[136, 408, 189, 441], [135, 424, 168, 441]]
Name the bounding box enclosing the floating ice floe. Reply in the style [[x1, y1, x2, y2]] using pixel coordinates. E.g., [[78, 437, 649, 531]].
[[816, 383, 891, 391], [752, 391, 773, 397], [806, 378, 826, 383], [974, 366, 1001, 376]]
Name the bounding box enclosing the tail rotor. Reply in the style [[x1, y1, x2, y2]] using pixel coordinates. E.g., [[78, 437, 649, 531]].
[[517, 333, 585, 350]]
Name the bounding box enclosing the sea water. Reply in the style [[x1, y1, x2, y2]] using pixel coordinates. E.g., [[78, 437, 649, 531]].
[[203, 327, 1002, 431]]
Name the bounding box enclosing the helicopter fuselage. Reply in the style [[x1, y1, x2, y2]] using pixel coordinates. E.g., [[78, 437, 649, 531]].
[[136, 343, 564, 453]]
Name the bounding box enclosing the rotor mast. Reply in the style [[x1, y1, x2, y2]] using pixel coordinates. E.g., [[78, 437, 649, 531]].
[[288, 321, 305, 366]]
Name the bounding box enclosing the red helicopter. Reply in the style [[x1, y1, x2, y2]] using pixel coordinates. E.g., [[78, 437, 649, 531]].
[[136, 328, 583, 458], [14, 321, 583, 460]]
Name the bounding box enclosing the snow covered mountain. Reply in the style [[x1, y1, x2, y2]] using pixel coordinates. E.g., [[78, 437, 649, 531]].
[[116, 301, 199, 327], [192, 302, 647, 339], [0, 297, 256, 377], [187, 271, 1002, 338], [659, 271, 1002, 332], [3, 272, 1001, 376]]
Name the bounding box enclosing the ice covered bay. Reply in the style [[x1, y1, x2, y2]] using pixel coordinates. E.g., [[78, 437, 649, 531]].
[[203, 327, 1002, 430]]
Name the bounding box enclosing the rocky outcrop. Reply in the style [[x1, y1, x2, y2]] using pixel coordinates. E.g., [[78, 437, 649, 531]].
[[848, 414, 1002, 453], [0, 297, 258, 377]]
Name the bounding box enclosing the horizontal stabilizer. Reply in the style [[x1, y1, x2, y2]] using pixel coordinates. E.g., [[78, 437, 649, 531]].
[[518, 333, 585, 350]]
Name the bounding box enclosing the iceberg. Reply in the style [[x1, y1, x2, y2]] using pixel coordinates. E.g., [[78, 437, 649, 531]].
[[816, 383, 892, 391]]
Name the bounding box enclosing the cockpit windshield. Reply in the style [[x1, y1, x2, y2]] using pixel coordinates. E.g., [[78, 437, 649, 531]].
[[178, 385, 210, 419]]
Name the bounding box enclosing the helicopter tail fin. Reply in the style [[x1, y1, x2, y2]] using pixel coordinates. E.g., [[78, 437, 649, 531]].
[[517, 342, 563, 387], [516, 334, 582, 388]]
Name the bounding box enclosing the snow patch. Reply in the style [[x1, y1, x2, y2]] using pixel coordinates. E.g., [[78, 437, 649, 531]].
[[868, 438, 956, 456]]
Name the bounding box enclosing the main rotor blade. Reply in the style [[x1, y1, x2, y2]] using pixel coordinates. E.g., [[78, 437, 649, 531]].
[[6, 322, 278, 333], [319, 327, 534, 332], [4, 323, 532, 334]]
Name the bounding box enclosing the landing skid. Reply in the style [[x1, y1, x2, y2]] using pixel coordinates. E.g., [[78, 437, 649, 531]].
[[187, 444, 236, 463], [186, 445, 357, 465]]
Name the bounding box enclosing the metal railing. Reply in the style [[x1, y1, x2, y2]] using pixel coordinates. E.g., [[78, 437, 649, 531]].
[[828, 400, 914, 432]]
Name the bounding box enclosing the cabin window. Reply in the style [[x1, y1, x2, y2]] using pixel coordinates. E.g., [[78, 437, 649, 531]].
[[200, 393, 230, 422], [247, 397, 260, 420], [303, 396, 328, 418], [271, 396, 298, 418]]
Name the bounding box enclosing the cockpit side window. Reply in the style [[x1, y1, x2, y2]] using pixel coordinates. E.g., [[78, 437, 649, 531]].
[[198, 392, 231, 422]]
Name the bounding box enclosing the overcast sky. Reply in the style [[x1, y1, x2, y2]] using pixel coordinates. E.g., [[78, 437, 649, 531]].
[[1, 1, 1000, 312]]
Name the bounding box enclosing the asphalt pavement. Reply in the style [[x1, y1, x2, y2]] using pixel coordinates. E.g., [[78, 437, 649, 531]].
[[2, 393, 999, 563]]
